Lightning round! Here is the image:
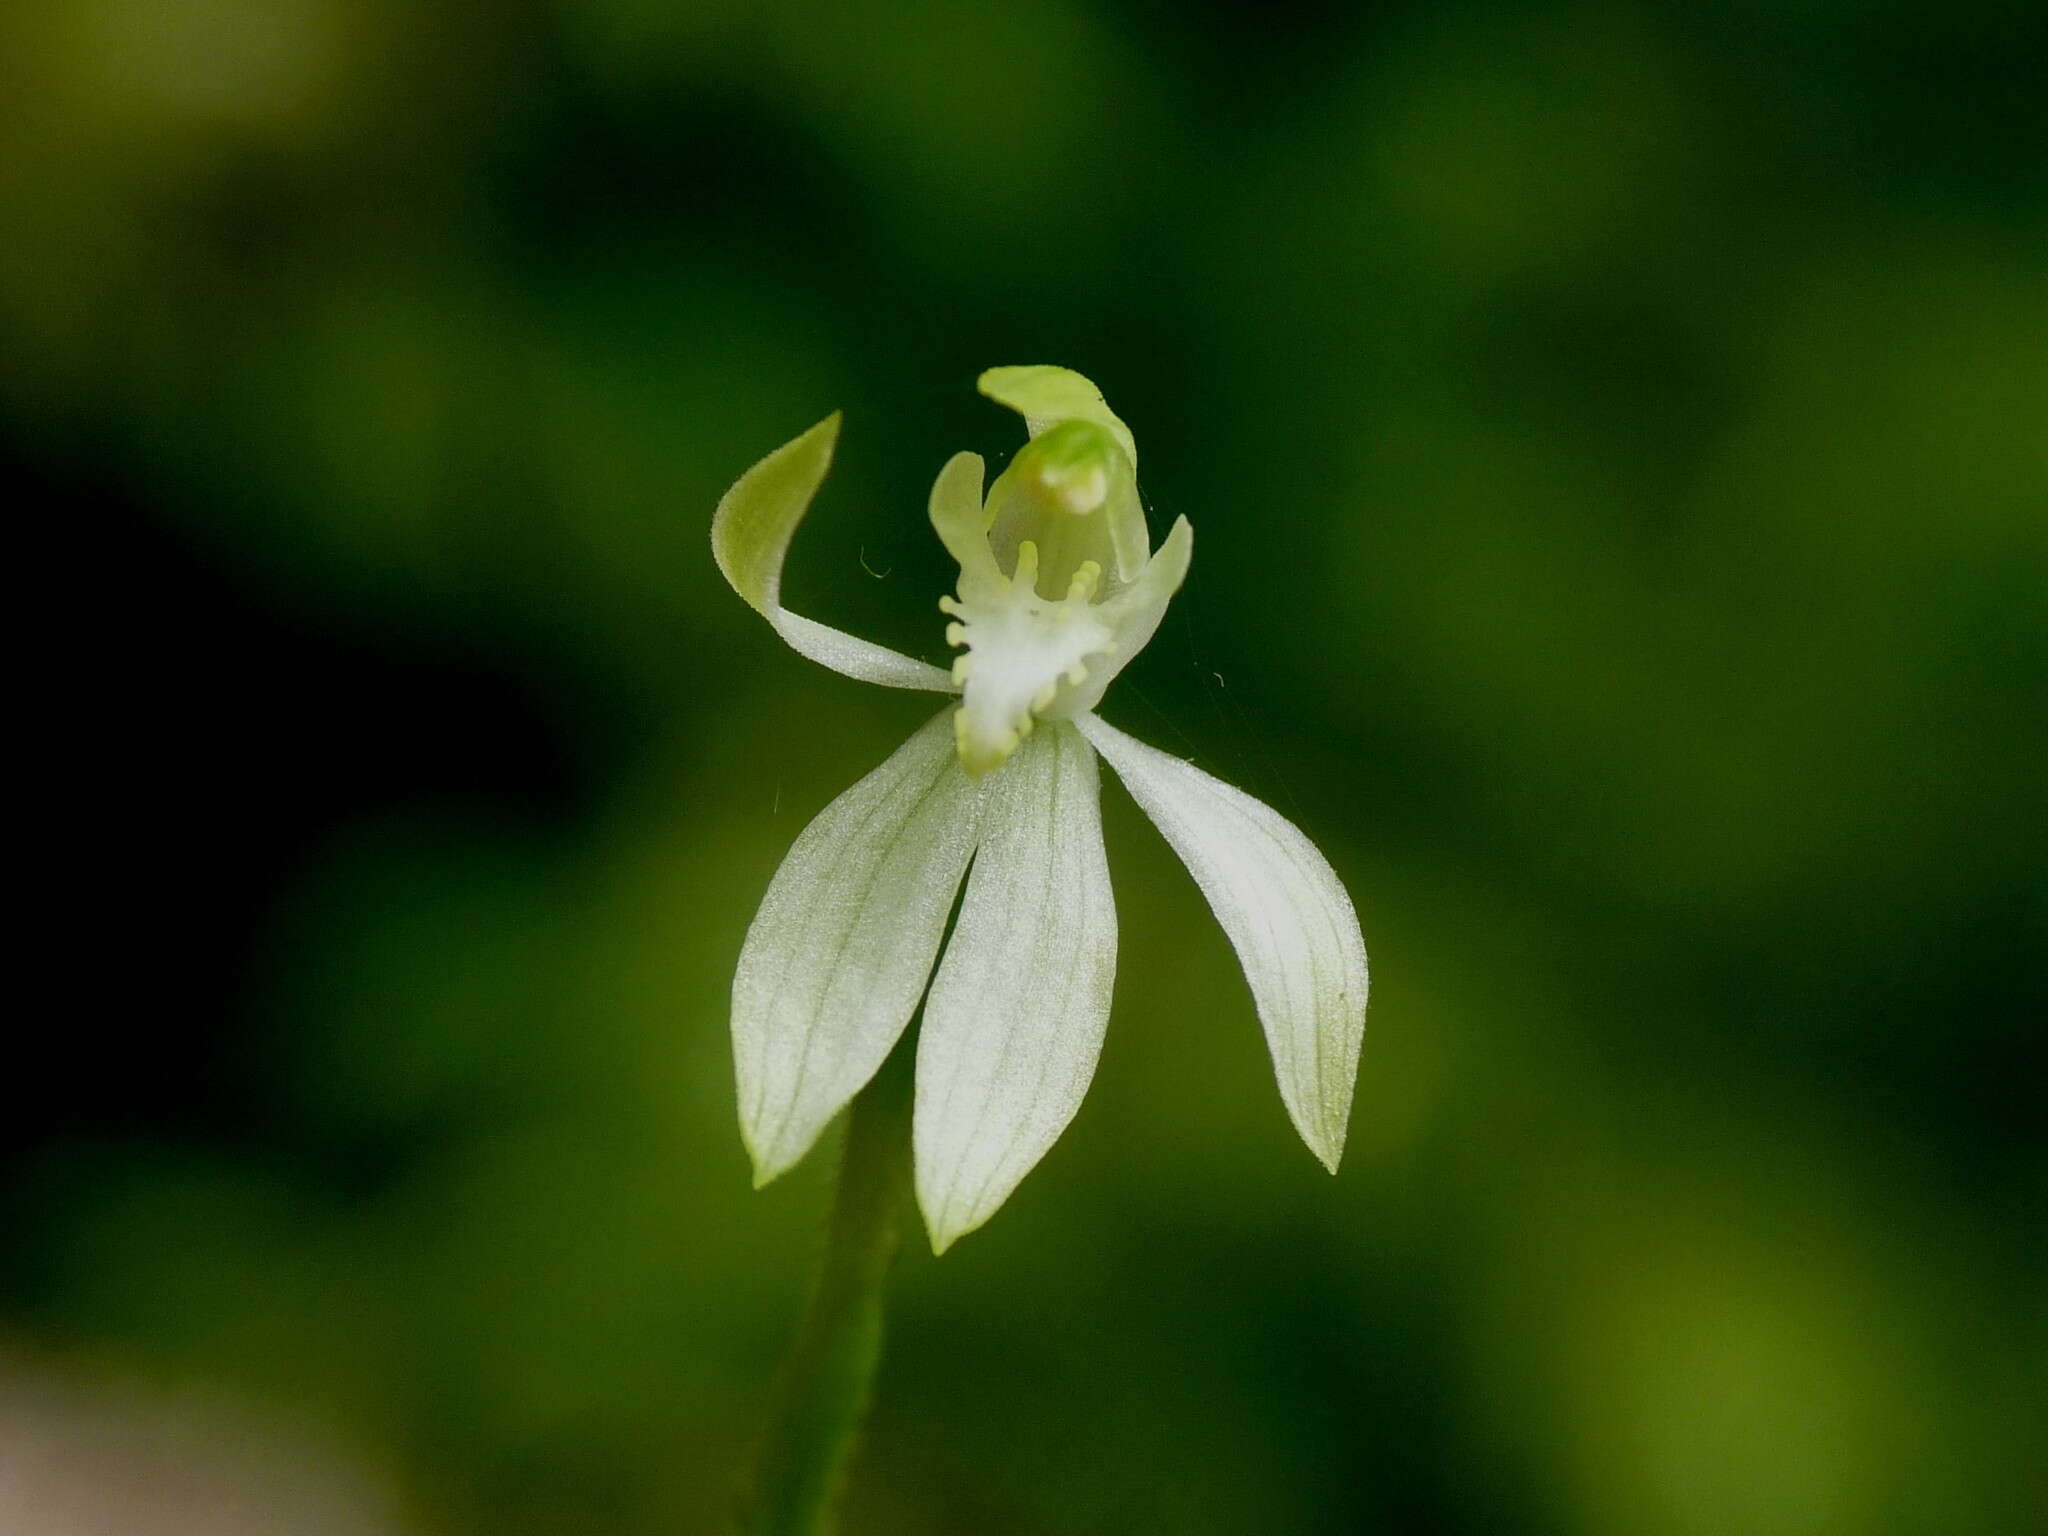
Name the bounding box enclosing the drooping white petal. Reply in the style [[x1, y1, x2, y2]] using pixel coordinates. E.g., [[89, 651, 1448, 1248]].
[[734, 710, 987, 1184], [1078, 715, 1367, 1170], [713, 413, 958, 692], [915, 720, 1116, 1253]]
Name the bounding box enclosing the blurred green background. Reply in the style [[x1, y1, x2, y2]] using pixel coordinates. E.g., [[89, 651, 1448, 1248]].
[[4, 0, 2043, 1532]]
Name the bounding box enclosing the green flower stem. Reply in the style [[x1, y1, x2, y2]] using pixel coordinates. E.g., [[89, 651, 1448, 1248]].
[[739, 1035, 914, 1535]]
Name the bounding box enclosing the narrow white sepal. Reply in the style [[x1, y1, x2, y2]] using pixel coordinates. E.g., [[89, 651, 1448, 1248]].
[[734, 710, 987, 1185], [1077, 714, 1367, 1171], [915, 721, 1116, 1253], [772, 609, 958, 692], [712, 413, 959, 693]]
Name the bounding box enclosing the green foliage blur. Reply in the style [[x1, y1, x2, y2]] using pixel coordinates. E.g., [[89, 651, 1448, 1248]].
[[4, 1, 2043, 1532]]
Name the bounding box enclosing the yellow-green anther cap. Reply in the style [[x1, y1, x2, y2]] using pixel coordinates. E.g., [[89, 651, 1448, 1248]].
[[1012, 420, 1119, 515]]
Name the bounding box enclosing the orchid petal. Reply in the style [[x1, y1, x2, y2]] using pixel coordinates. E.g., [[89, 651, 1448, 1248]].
[[734, 710, 987, 1184], [927, 449, 997, 581], [713, 413, 958, 692], [915, 721, 1116, 1252], [1078, 715, 1367, 1170]]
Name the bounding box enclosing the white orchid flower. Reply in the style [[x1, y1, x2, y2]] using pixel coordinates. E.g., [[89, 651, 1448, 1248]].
[[714, 366, 1368, 1253]]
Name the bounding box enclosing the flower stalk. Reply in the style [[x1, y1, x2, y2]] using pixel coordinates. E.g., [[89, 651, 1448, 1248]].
[[737, 1033, 915, 1536]]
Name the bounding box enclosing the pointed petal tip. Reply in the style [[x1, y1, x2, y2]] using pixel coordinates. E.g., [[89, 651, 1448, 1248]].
[[1300, 1110, 1349, 1175], [782, 408, 842, 475], [743, 1134, 794, 1190], [920, 1205, 982, 1257], [738, 1082, 803, 1188], [918, 1166, 987, 1256]]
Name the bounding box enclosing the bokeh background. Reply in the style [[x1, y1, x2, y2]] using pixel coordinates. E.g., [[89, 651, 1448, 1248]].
[[5, 0, 2044, 1532]]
